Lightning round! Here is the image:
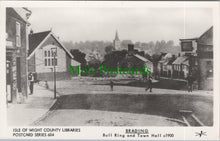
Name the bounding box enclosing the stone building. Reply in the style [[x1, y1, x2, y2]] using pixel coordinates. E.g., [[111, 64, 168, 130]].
[[172, 56, 189, 79], [197, 26, 213, 90], [28, 30, 81, 81], [6, 8, 31, 103], [157, 53, 175, 78], [179, 26, 213, 90], [125, 44, 153, 74]]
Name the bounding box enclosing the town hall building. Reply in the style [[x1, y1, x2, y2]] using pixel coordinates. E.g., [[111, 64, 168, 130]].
[[28, 30, 80, 81]]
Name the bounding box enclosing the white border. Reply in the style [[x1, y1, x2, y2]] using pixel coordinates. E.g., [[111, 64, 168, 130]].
[[0, 1, 219, 140]]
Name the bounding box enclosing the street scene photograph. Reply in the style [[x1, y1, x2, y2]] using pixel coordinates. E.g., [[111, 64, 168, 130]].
[[6, 6, 213, 127]]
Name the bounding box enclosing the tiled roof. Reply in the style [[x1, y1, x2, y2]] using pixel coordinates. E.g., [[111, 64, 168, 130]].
[[13, 8, 29, 22], [134, 54, 152, 63], [179, 38, 198, 41], [172, 56, 188, 65], [28, 31, 51, 55], [198, 26, 213, 45], [167, 58, 176, 65], [159, 53, 172, 63], [182, 59, 189, 66]]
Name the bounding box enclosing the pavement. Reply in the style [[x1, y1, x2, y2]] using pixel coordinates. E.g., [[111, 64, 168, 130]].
[[7, 84, 56, 126]]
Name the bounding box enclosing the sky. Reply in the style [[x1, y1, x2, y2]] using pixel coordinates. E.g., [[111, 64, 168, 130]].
[[28, 7, 212, 45]]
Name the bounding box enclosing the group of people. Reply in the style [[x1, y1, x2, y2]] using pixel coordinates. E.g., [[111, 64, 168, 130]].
[[29, 72, 195, 94], [109, 73, 195, 93]]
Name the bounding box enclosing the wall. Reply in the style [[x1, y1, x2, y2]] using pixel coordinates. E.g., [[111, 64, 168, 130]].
[[6, 8, 28, 103], [198, 58, 213, 90], [37, 72, 71, 81], [197, 27, 213, 90], [28, 54, 35, 72], [35, 41, 67, 73], [144, 62, 153, 74], [182, 65, 189, 78]]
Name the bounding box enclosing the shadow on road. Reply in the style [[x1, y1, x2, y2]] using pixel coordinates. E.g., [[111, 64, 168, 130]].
[[53, 93, 213, 126]]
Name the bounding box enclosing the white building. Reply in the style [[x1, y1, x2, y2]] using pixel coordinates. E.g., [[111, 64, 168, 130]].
[[28, 30, 80, 81]]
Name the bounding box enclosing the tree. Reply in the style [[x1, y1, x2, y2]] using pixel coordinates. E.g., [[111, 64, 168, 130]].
[[103, 50, 127, 69], [152, 54, 161, 64], [105, 45, 115, 54], [144, 53, 152, 61], [167, 40, 174, 47], [86, 49, 102, 68]]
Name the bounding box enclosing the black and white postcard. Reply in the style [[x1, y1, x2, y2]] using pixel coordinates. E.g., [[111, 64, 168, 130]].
[[0, 1, 219, 140]]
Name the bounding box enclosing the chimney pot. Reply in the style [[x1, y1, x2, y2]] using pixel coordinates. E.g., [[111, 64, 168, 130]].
[[30, 29, 33, 34]]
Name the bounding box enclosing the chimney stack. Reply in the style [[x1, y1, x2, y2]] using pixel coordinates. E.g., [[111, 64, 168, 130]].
[[128, 44, 134, 52], [30, 29, 33, 34]]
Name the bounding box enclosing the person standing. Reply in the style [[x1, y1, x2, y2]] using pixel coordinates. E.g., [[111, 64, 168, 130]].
[[28, 72, 35, 95], [186, 74, 194, 92], [110, 80, 114, 91], [145, 75, 153, 92]]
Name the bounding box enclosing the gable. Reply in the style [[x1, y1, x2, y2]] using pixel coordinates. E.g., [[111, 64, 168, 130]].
[[40, 34, 63, 50], [198, 26, 213, 45], [7, 8, 27, 24], [28, 31, 73, 59]]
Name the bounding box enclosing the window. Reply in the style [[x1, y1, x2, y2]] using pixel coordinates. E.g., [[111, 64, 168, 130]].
[[16, 22, 21, 47], [55, 58, 57, 66], [48, 59, 50, 66], [207, 61, 212, 66], [44, 48, 57, 67], [45, 59, 47, 66], [52, 58, 54, 66], [206, 61, 213, 77]]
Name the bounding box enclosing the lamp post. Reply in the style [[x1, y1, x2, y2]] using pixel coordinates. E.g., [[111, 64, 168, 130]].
[[51, 47, 57, 99]]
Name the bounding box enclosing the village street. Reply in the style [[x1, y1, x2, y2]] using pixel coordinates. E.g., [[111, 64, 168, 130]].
[[32, 78, 213, 126], [3, 3, 219, 141], [5, 7, 214, 127]]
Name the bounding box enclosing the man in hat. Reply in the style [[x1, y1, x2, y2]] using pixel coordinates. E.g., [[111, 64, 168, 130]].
[[28, 72, 35, 95]]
